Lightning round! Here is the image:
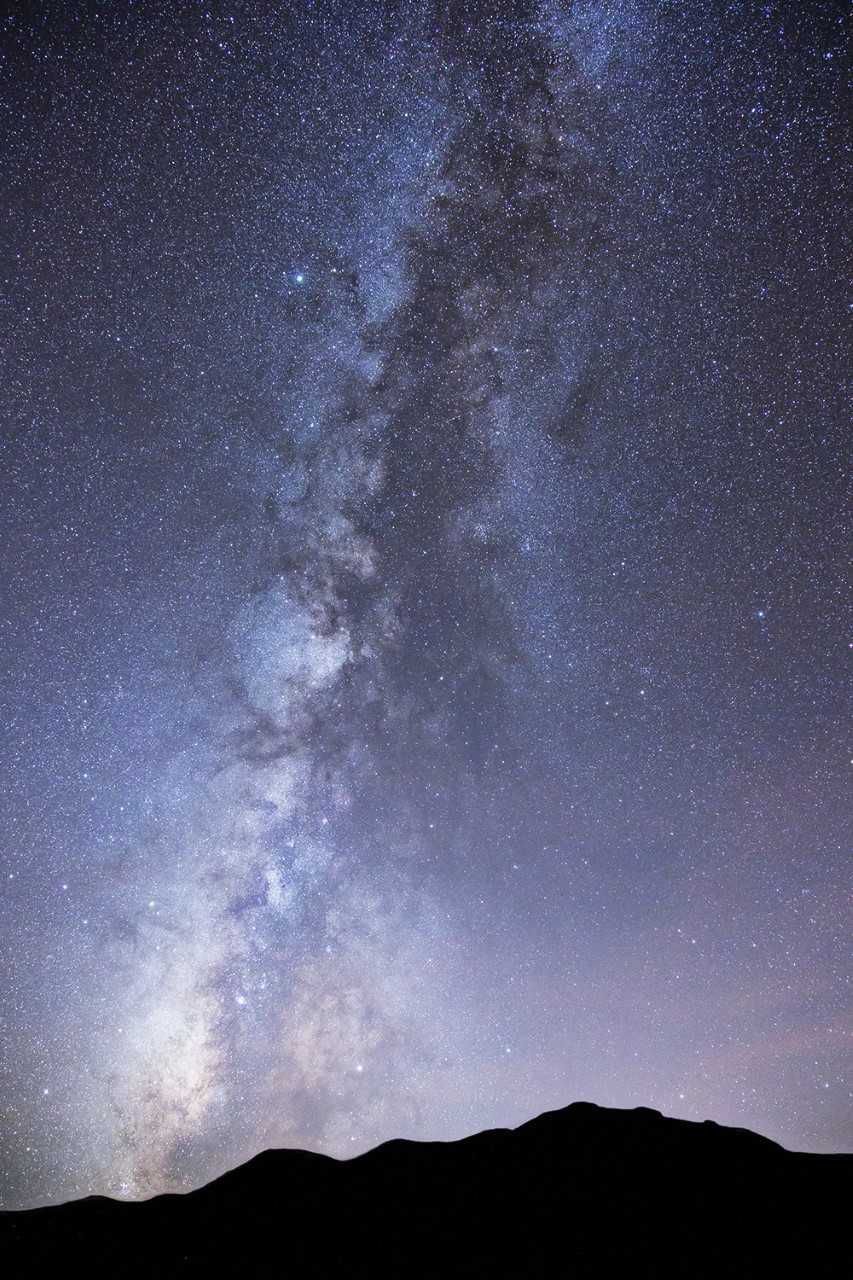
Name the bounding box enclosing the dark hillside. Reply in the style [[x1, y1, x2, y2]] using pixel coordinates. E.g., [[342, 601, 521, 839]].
[[2, 1101, 849, 1277]]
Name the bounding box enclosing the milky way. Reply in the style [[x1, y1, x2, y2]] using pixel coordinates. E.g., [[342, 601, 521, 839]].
[[1, 1, 849, 1208]]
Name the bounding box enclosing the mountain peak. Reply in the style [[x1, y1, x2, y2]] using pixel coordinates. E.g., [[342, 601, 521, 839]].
[[2, 1102, 849, 1277]]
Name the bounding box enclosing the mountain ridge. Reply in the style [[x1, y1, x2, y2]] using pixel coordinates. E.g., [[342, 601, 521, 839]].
[[3, 1100, 850, 1276]]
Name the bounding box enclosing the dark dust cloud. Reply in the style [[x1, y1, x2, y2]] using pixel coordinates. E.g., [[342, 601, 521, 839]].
[[0, 0, 849, 1208]]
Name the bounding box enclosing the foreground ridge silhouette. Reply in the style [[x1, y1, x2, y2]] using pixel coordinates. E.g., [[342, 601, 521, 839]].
[[2, 1101, 850, 1277]]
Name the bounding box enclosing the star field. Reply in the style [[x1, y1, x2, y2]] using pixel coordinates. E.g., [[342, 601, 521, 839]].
[[0, 0, 849, 1209]]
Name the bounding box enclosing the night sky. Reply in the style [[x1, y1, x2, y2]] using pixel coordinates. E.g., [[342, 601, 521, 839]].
[[1, 0, 849, 1210]]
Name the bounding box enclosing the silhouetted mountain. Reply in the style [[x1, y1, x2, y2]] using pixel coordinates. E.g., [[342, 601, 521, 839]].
[[2, 1102, 849, 1276]]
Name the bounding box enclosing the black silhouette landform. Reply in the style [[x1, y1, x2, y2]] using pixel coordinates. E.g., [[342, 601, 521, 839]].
[[2, 1102, 849, 1277]]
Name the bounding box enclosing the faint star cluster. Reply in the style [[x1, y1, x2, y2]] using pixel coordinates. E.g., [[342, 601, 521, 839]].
[[0, 0, 849, 1210]]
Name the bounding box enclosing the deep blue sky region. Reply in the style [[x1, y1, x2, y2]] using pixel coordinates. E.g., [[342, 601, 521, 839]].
[[0, 0, 850, 1209]]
